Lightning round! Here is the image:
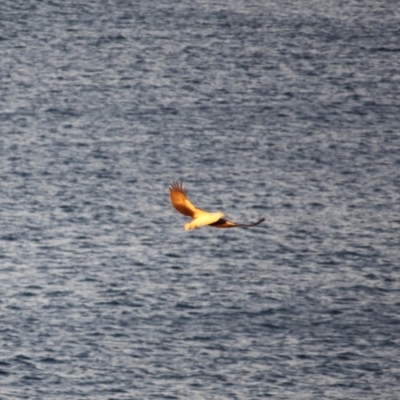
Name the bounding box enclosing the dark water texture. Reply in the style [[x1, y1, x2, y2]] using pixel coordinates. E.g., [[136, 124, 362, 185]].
[[1, 0, 400, 399]]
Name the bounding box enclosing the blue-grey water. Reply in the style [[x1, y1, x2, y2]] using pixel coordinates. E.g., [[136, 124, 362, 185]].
[[1, 1, 400, 399]]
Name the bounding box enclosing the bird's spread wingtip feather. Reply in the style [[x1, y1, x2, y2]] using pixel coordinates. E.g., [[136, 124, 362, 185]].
[[170, 181, 186, 194]]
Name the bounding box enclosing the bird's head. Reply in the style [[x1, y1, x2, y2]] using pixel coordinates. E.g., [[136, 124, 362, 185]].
[[184, 222, 197, 231]]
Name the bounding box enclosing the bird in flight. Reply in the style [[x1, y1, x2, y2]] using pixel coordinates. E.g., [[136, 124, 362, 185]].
[[169, 181, 265, 231]]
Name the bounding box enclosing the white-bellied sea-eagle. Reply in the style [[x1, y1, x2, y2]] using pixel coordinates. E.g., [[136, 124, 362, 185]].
[[169, 181, 265, 231]]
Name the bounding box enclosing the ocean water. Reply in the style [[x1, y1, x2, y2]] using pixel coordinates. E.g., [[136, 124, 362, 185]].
[[1, 0, 400, 399]]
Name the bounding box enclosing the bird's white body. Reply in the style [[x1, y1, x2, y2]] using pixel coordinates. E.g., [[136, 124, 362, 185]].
[[185, 211, 224, 231]]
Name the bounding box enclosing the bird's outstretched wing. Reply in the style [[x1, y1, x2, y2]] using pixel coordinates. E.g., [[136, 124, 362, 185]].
[[210, 217, 265, 228], [169, 181, 198, 217]]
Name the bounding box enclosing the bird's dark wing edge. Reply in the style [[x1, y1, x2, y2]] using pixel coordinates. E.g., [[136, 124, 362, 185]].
[[209, 217, 265, 228]]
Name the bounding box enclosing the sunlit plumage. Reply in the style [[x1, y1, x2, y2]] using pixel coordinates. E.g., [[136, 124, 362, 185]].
[[169, 181, 265, 231]]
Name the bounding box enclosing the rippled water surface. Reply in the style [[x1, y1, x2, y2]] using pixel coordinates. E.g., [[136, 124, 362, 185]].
[[1, 1, 400, 399]]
